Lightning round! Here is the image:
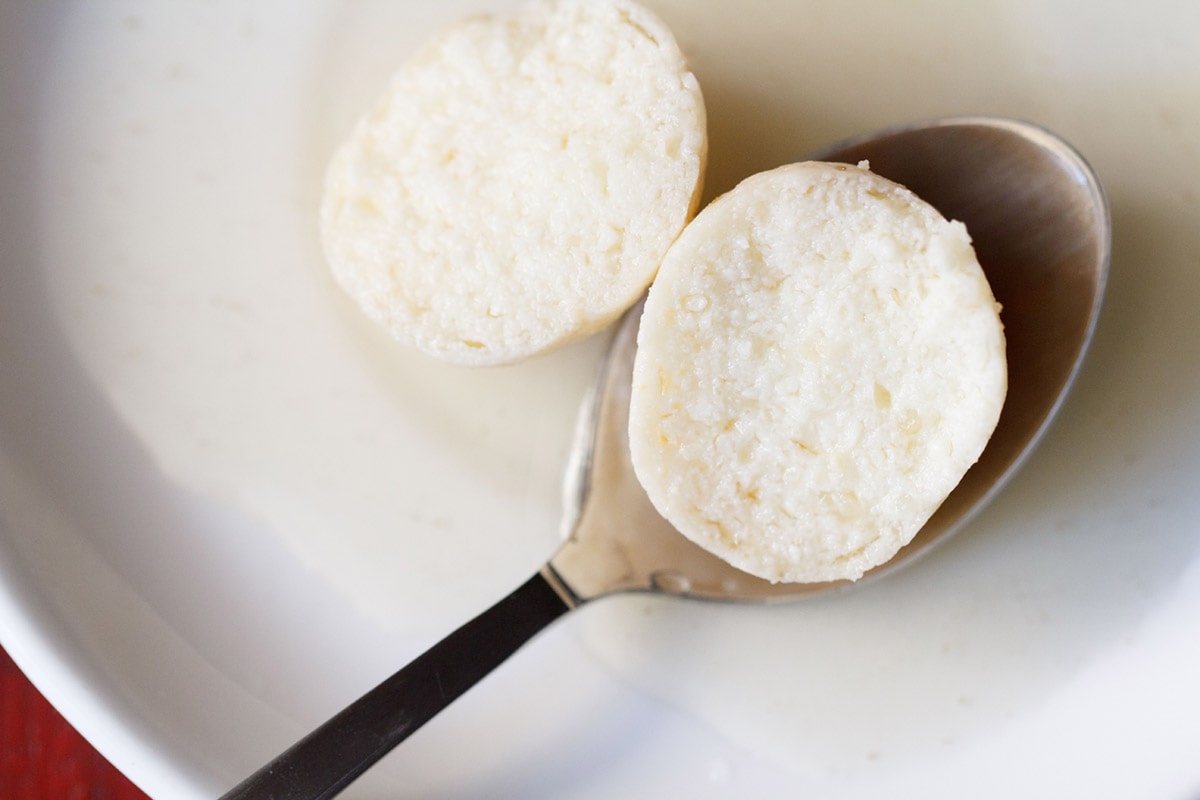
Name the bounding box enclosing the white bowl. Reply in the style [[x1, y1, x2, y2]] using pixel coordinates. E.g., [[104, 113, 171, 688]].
[[3, 2, 1200, 798]]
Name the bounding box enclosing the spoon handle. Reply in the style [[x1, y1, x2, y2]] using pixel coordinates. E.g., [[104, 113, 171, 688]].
[[219, 570, 574, 800]]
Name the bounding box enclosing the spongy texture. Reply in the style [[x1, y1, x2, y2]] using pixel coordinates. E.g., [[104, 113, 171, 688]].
[[628, 161, 1006, 583], [320, 0, 706, 365]]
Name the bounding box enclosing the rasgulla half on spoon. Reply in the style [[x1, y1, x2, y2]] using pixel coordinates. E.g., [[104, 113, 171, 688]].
[[320, 0, 706, 365], [629, 161, 1006, 584]]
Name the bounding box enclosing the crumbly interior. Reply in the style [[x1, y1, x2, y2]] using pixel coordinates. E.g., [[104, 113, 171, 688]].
[[320, 0, 706, 365], [629, 161, 1007, 583]]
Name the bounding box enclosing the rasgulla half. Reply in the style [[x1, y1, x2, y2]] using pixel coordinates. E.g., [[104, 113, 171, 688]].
[[629, 161, 1006, 583], [320, 0, 706, 365]]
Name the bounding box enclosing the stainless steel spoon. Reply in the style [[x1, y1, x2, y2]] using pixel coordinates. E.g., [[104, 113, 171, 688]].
[[221, 116, 1109, 799]]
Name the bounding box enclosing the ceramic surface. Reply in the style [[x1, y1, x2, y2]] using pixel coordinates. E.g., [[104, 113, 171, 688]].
[[2, 2, 1199, 798]]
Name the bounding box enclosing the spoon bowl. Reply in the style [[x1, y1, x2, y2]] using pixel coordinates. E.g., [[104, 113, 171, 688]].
[[553, 116, 1109, 602], [222, 116, 1110, 799]]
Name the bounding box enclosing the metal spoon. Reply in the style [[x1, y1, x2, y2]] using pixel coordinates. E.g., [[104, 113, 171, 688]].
[[221, 116, 1109, 799]]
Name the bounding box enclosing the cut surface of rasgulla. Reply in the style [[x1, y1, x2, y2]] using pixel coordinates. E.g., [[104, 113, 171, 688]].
[[320, 0, 706, 365], [629, 161, 1007, 583]]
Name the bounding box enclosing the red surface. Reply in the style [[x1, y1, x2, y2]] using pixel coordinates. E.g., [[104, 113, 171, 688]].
[[0, 645, 150, 800]]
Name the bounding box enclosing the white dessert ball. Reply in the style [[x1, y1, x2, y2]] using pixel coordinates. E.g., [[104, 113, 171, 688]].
[[320, 0, 706, 365], [629, 161, 1006, 583]]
